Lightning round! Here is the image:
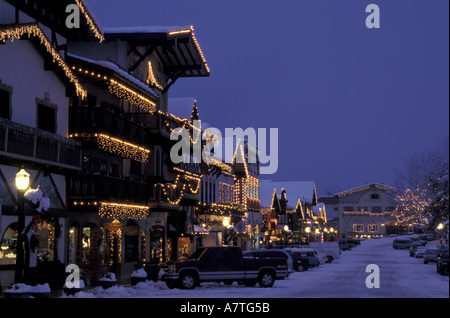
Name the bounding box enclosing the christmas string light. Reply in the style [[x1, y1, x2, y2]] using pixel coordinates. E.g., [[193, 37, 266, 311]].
[[99, 202, 149, 220], [168, 26, 210, 74], [159, 172, 202, 204], [146, 61, 163, 90], [97, 133, 150, 162], [160, 110, 201, 144], [210, 159, 232, 172], [0, 24, 87, 99], [108, 79, 156, 113], [74, 0, 105, 42]]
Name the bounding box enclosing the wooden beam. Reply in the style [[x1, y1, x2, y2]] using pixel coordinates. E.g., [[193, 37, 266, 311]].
[[128, 44, 157, 73]]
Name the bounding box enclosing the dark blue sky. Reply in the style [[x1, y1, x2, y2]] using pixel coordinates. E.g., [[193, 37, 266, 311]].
[[88, 0, 449, 196]]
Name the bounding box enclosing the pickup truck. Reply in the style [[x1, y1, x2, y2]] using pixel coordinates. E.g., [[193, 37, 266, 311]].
[[161, 246, 289, 289]]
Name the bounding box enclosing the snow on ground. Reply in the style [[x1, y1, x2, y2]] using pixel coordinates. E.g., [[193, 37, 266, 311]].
[[62, 236, 448, 298]]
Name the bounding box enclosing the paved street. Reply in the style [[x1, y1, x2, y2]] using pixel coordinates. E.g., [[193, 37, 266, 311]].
[[72, 236, 449, 298]]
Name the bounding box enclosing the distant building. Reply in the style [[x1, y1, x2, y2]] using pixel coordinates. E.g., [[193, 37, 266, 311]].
[[333, 183, 397, 238]]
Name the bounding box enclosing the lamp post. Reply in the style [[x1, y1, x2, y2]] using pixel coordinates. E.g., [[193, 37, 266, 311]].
[[283, 225, 289, 246], [223, 217, 230, 246], [14, 168, 30, 284], [437, 223, 444, 246], [305, 226, 311, 244]]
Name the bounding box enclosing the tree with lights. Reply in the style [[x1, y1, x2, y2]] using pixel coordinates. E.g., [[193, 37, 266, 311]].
[[389, 139, 449, 229]]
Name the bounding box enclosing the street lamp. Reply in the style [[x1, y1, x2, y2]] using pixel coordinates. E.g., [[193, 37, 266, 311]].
[[15, 168, 30, 284], [223, 217, 230, 245], [283, 225, 289, 246], [305, 226, 311, 243]]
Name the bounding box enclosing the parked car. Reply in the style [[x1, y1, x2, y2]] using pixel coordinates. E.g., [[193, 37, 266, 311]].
[[339, 239, 358, 251], [409, 243, 423, 257], [393, 238, 412, 250], [436, 248, 449, 276], [414, 246, 427, 258], [316, 252, 328, 265], [161, 247, 289, 289], [243, 249, 294, 273], [282, 250, 310, 272], [309, 242, 341, 262], [284, 247, 320, 267], [423, 249, 440, 264]]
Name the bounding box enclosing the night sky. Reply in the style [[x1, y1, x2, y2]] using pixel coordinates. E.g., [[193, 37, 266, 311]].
[[87, 0, 449, 196]]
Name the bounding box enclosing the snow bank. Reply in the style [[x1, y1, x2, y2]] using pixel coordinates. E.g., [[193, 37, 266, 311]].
[[131, 268, 147, 278], [5, 283, 50, 293], [99, 272, 117, 282]]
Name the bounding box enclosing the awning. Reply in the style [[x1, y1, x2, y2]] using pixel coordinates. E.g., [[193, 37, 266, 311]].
[[193, 225, 209, 235]]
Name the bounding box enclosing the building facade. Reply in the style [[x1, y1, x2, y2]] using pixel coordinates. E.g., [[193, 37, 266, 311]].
[[333, 183, 397, 238], [0, 0, 103, 289]]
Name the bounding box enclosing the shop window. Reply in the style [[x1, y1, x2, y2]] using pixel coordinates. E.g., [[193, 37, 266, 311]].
[[81, 226, 92, 266], [125, 221, 139, 263], [68, 224, 79, 265], [0, 222, 18, 265], [36, 220, 55, 264]]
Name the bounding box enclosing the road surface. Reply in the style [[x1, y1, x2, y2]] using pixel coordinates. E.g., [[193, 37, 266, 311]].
[[70, 236, 449, 298]]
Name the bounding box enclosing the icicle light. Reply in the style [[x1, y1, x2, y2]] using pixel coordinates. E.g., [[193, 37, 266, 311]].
[[108, 79, 156, 113], [99, 202, 149, 220], [74, 0, 105, 42], [0, 24, 87, 99], [97, 133, 150, 162]]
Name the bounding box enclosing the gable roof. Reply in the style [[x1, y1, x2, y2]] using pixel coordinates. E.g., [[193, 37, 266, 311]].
[[259, 180, 317, 208], [5, 0, 104, 42], [334, 182, 396, 198], [104, 25, 209, 78]]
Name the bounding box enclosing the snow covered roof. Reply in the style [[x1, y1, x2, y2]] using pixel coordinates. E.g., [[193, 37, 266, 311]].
[[8, 0, 104, 42], [67, 53, 159, 99], [104, 26, 191, 35], [103, 25, 210, 78], [334, 182, 396, 197]]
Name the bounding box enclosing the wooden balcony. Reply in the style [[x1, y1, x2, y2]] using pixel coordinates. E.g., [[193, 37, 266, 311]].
[[0, 117, 81, 170], [67, 174, 152, 205], [69, 106, 150, 147]]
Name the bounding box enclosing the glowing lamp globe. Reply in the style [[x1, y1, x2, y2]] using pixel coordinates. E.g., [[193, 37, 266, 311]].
[[15, 169, 30, 191]]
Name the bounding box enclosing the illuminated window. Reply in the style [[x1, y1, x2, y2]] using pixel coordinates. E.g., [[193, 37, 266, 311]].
[[368, 224, 378, 232], [353, 224, 364, 232], [0, 223, 18, 265], [68, 224, 79, 265], [36, 220, 55, 264]]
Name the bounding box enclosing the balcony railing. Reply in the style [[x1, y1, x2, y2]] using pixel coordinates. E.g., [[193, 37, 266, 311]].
[[69, 106, 150, 147], [67, 174, 152, 204], [0, 117, 81, 169]]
